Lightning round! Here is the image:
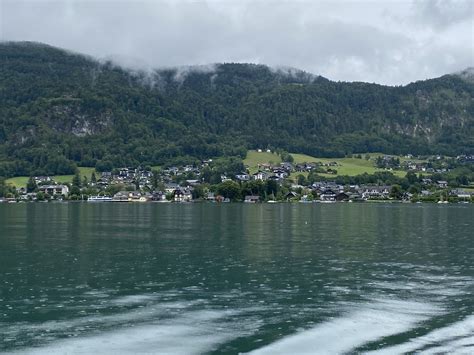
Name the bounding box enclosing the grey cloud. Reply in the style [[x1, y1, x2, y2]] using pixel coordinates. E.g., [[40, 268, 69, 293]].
[[413, 0, 474, 29], [0, 0, 473, 85]]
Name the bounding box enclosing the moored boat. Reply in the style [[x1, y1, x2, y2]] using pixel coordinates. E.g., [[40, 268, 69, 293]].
[[87, 196, 113, 202]]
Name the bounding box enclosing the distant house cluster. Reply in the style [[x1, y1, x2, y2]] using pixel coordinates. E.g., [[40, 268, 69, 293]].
[[2, 153, 473, 204]]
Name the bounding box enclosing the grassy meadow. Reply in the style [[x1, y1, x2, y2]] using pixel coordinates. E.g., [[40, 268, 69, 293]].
[[6, 167, 96, 188], [243, 150, 282, 173], [244, 150, 410, 178]]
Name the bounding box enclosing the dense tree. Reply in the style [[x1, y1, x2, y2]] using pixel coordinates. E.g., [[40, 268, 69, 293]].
[[90, 172, 97, 184], [297, 174, 307, 186], [281, 151, 294, 163], [390, 185, 403, 199], [405, 171, 419, 185], [216, 180, 241, 201], [0, 178, 15, 197], [26, 176, 37, 193], [72, 171, 81, 188]]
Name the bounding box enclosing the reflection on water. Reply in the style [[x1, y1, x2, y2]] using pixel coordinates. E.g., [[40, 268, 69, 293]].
[[0, 203, 473, 354]]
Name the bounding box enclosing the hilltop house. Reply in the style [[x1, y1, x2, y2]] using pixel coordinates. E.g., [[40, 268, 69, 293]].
[[253, 171, 269, 181], [235, 173, 251, 181], [280, 162, 294, 172], [272, 168, 288, 179], [34, 176, 53, 184], [422, 178, 433, 185]]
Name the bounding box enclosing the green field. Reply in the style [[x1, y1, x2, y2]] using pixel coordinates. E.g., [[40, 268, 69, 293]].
[[244, 150, 409, 178], [363, 152, 428, 164], [243, 150, 282, 173], [291, 153, 408, 177], [6, 167, 96, 188]]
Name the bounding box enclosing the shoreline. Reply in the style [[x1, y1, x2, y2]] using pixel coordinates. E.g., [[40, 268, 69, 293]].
[[0, 200, 471, 205]]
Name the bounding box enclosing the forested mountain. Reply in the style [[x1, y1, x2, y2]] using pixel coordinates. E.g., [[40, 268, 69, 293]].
[[1, 41, 473, 177]]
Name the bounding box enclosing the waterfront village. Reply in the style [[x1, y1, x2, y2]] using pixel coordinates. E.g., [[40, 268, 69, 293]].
[[1, 152, 473, 204]]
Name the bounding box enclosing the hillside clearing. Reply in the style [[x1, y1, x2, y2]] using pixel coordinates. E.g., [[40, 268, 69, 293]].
[[245, 151, 409, 178], [244, 150, 282, 173], [6, 167, 96, 188]]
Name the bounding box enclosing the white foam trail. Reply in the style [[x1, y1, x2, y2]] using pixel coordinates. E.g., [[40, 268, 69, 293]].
[[13, 310, 244, 355], [249, 299, 440, 355], [110, 294, 158, 306], [1, 300, 201, 340], [367, 314, 474, 354]]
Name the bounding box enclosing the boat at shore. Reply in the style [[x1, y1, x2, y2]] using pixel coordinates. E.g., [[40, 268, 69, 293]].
[[87, 196, 113, 202]]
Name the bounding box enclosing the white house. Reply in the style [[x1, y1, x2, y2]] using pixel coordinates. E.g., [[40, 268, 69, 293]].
[[38, 185, 69, 197], [173, 188, 193, 202], [235, 173, 250, 181], [253, 171, 269, 181]]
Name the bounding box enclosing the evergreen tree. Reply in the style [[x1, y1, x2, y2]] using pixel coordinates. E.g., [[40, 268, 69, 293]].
[[26, 176, 37, 193], [91, 172, 97, 185], [151, 170, 159, 190], [72, 171, 81, 188]]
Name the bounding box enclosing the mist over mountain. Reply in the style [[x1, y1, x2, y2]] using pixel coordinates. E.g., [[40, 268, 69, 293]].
[[1, 42, 473, 177]]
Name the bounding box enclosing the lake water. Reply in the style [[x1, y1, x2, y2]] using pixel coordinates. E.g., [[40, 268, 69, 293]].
[[0, 203, 473, 354]]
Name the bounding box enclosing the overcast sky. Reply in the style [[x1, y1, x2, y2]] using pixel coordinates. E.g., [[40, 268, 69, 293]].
[[1, 0, 473, 85]]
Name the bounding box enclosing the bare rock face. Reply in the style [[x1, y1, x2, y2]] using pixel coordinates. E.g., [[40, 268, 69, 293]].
[[44, 102, 112, 136]]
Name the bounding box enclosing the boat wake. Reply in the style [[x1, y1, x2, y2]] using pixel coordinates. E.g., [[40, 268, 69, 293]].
[[249, 298, 442, 355], [5, 294, 259, 355], [367, 314, 474, 354]]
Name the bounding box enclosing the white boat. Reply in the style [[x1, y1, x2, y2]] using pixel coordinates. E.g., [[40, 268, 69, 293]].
[[87, 196, 113, 202]]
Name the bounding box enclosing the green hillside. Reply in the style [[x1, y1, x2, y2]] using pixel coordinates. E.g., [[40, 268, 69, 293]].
[[1, 41, 473, 178], [244, 150, 282, 173]]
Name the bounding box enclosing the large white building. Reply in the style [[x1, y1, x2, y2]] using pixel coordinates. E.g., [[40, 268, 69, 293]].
[[38, 185, 69, 197]]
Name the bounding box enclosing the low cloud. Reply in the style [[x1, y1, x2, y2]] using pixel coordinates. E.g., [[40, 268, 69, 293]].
[[1, 0, 472, 85]]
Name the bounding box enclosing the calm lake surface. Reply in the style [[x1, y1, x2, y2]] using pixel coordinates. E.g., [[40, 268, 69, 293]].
[[0, 203, 473, 354]]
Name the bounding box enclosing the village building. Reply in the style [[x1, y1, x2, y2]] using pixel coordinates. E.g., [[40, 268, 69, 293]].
[[272, 168, 288, 179], [335, 192, 350, 201], [437, 181, 448, 188], [360, 186, 390, 199], [285, 191, 298, 200], [253, 171, 269, 181], [38, 185, 69, 197], [235, 173, 251, 181], [173, 188, 193, 202], [320, 189, 337, 201]]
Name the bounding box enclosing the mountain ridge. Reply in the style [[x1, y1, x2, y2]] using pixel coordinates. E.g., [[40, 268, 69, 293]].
[[0, 41, 473, 177]]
